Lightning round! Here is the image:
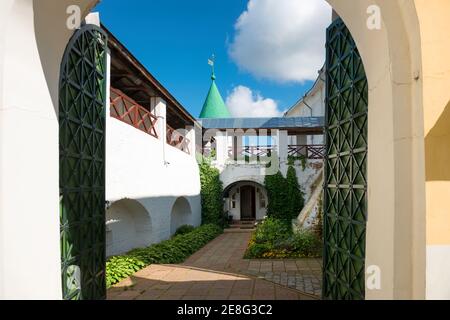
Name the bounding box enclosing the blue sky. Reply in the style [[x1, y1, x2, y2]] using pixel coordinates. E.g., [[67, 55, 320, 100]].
[[94, 0, 331, 118]]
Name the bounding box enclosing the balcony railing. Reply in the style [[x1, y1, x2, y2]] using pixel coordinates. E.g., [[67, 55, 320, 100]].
[[167, 125, 190, 154], [288, 145, 325, 159], [110, 88, 158, 138], [228, 146, 276, 158]]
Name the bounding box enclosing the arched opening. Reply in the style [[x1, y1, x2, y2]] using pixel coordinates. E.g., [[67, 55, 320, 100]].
[[327, 0, 426, 300], [224, 181, 268, 222], [170, 197, 193, 235], [106, 199, 152, 256]]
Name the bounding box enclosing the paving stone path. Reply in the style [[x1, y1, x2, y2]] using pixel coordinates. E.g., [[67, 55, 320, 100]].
[[108, 230, 322, 300]]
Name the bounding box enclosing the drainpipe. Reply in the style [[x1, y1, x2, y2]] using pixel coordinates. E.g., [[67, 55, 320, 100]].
[[303, 98, 313, 117], [157, 115, 170, 166]]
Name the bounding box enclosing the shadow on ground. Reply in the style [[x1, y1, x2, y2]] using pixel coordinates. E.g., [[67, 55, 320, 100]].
[[108, 231, 322, 300]]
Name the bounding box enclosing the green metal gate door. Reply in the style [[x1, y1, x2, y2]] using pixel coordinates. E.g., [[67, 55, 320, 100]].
[[323, 18, 368, 300], [59, 25, 108, 300]]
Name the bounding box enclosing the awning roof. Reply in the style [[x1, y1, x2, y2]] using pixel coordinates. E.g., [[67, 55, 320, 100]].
[[198, 117, 324, 135]]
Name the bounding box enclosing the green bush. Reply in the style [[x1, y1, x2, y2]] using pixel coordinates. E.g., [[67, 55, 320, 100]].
[[199, 159, 225, 226], [290, 231, 322, 255], [245, 243, 272, 258], [245, 218, 321, 259], [106, 256, 145, 288], [174, 225, 195, 236], [264, 171, 288, 220], [264, 167, 305, 221], [286, 166, 305, 221], [254, 217, 291, 244], [106, 224, 223, 287]]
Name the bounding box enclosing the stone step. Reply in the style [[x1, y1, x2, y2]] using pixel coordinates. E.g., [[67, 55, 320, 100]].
[[224, 228, 255, 233]]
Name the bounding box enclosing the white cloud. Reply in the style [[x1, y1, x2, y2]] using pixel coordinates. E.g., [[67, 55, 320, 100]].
[[229, 0, 331, 83], [226, 86, 283, 117]]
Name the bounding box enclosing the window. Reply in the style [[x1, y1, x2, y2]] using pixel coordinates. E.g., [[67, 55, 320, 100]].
[[260, 198, 266, 209], [256, 188, 266, 209], [231, 193, 237, 209]]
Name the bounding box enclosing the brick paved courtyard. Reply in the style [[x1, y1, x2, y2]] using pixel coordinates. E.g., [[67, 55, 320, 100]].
[[108, 230, 322, 300]]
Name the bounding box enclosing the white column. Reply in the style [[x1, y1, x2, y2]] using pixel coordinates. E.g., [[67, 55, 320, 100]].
[[215, 131, 228, 166], [150, 97, 166, 141], [185, 125, 196, 158], [296, 135, 307, 146], [277, 130, 288, 164]]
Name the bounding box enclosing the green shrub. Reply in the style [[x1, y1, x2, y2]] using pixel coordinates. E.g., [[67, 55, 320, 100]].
[[264, 167, 305, 221], [264, 171, 288, 220], [245, 243, 272, 258], [290, 230, 322, 256], [286, 166, 305, 221], [254, 217, 291, 244], [106, 224, 223, 287], [199, 159, 225, 226], [245, 218, 322, 259], [174, 225, 195, 236], [106, 256, 145, 288]]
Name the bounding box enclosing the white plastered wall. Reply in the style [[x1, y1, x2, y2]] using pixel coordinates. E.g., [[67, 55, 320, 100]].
[[0, 0, 99, 300], [327, 0, 426, 299], [106, 199, 153, 257], [105, 108, 202, 246]]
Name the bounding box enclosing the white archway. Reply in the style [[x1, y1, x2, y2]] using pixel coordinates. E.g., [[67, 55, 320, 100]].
[[170, 197, 193, 235], [327, 0, 425, 299], [106, 199, 152, 256]]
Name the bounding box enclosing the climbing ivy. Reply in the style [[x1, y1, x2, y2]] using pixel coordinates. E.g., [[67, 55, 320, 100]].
[[286, 166, 305, 220], [199, 158, 225, 226], [264, 166, 305, 221]]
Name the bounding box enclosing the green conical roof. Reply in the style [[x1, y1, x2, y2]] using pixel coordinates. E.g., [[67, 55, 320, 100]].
[[199, 73, 231, 118]]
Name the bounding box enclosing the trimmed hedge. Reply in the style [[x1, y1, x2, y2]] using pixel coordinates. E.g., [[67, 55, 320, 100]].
[[106, 224, 223, 287]]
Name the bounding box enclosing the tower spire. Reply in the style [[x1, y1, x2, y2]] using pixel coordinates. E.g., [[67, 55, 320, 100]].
[[208, 54, 216, 81], [199, 54, 231, 119]]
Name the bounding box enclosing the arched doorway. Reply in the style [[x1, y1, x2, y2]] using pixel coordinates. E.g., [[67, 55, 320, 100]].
[[323, 17, 368, 300], [59, 25, 108, 300], [106, 199, 152, 256], [224, 181, 268, 222], [170, 197, 193, 235]]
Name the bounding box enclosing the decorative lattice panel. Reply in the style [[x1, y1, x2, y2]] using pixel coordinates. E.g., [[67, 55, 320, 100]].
[[323, 18, 368, 300], [59, 25, 107, 300]]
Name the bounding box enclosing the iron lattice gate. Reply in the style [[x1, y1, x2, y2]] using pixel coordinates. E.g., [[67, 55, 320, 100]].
[[323, 18, 368, 300], [59, 25, 108, 300]]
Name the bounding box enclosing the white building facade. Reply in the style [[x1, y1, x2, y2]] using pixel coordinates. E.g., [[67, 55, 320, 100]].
[[104, 28, 201, 257], [199, 118, 324, 223]]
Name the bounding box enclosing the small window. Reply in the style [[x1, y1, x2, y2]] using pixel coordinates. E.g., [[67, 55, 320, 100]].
[[231, 192, 237, 209], [260, 196, 266, 209]]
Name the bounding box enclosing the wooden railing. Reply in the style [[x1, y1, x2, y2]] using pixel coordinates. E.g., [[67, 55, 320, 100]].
[[167, 125, 190, 154], [288, 145, 325, 159], [110, 88, 158, 138]]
